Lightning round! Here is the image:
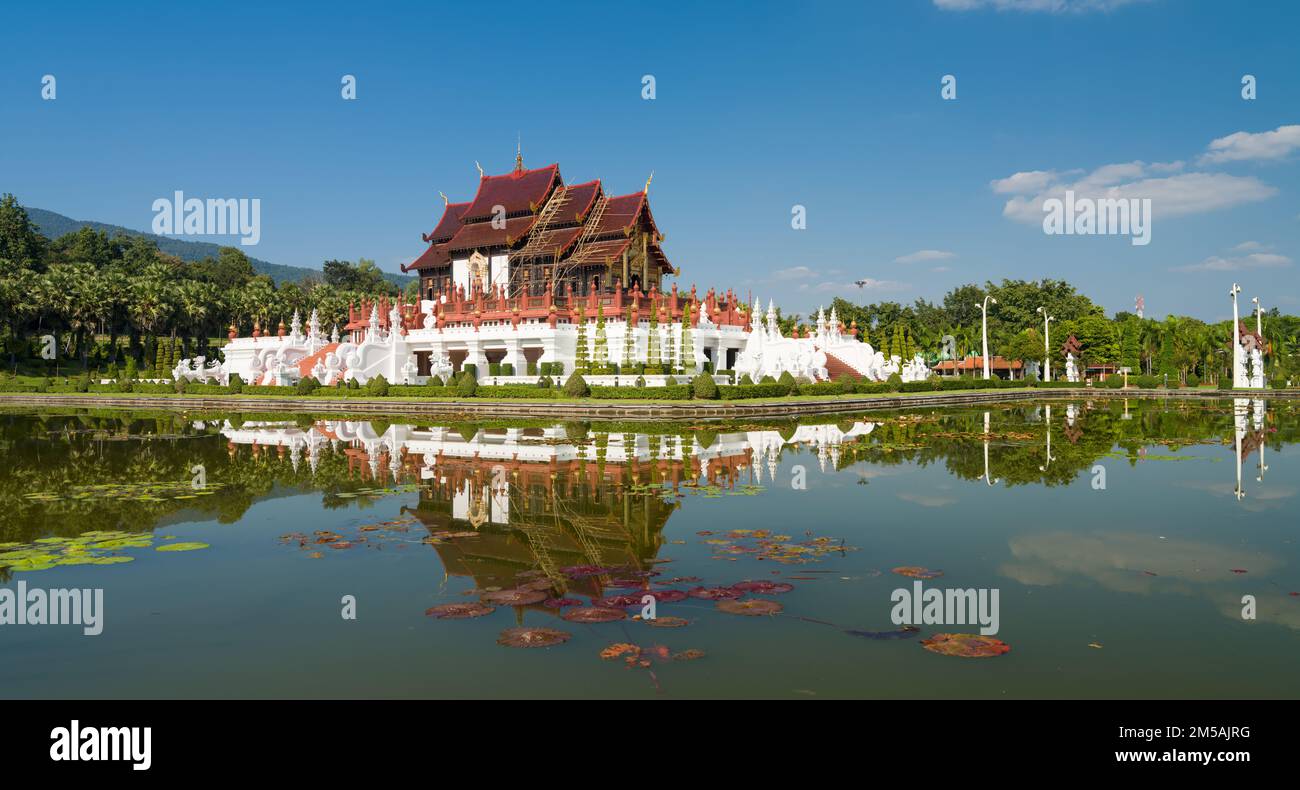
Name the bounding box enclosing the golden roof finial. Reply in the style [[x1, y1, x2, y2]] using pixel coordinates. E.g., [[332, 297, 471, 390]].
[[438, 191, 449, 206], [515, 133, 523, 172], [474, 160, 484, 178], [643, 170, 654, 195]]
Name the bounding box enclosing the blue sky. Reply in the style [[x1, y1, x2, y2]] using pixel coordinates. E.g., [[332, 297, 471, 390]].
[[2, 0, 1297, 320]]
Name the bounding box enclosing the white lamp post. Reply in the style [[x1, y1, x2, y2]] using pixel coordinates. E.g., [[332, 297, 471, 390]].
[[977, 295, 997, 380], [1037, 306, 1054, 382], [1230, 283, 1242, 388]]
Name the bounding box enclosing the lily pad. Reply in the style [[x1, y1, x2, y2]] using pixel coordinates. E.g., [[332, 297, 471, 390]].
[[156, 542, 209, 552], [426, 602, 495, 619], [919, 633, 1011, 658], [731, 580, 794, 594], [561, 607, 627, 623], [645, 615, 691, 628], [716, 598, 783, 616], [892, 566, 943, 579], [497, 626, 571, 648], [481, 589, 549, 606], [688, 586, 743, 600]]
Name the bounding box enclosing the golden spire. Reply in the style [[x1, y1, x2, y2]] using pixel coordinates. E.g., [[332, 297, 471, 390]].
[[438, 191, 449, 206], [643, 170, 654, 195], [515, 133, 523, 172], [475, 160, 484, 178]]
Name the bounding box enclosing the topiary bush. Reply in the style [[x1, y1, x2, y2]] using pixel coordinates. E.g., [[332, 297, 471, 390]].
[[692, 373, 720, 400], [295, 376, 320, 395], [366, 374, 390, 397], [777, 371, 796, 394], [457, 373, 478, 397], [738, 374, 754, 385], [885, 372, 903, 392], [1104, 375, 1125, 389], [1186, 373, 1200, 387], [563, 372, 590, 398]]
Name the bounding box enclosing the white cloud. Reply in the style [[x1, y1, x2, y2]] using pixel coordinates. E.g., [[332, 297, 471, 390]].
[[1200, 125, 1300, 164], [934, 0, 1147, 12], [893, 249, 956, 264], [1232, 241, 1267, 252], [1172, 251, 1292, 273], [767, 265, 818, 281], [990, 170, 1060, 195], [997, 164, 1276, 224]]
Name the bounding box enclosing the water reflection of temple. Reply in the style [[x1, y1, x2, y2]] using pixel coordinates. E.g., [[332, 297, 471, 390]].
[[218, 419, 876, 590], [1234, 398, 1271, 502]]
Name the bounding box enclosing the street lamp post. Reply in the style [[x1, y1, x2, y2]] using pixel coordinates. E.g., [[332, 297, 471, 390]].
[[977, 295, 997, 380], [1036, 306, 1054, 382], [1230, 283, 1242, 387]]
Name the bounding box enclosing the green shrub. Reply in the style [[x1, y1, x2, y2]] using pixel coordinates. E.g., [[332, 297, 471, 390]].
[[227, 373, 244, 394], [738, 374, 754, 386], [1217, 377, 1233, 390], [798, 381, 843, 396], [563, 373, 590, 398], [1104, 375, 1125, 389], [590, 385, 691, 400], [761, 375, 776, 384], [692, 373, 719, 400], [635, 375, 646, 388], [719, 383, 789, 399], [1024, 373, 1039, 386], [365, 374, 389, 397], [457, 374, 478, 397], [501, 362, 514, 376], [551, 362, 564, 376], [124, 358, 138, 381], [777, 371, 796, 394], [1186, 373, 1200, 387], [488, 362, 501, 376], [1135, 374, 1158, 389], [296, 376, 320, 395], [346, 377, 360, 390], [462, 364, 477, 380], [427, 375, 444, 387], [536, 376, 552, 389], [885, 372, 903, 392], [74, 372, 91, 393]]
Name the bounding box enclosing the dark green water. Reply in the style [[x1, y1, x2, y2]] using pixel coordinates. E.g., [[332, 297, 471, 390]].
[[1, 398, 1297, 699]]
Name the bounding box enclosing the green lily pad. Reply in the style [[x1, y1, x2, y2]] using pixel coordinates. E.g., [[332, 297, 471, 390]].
[[156, 542, 209, 552]]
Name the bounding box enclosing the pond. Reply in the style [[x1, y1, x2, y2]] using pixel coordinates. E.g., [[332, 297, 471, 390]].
[[1, 397, 1297, 699]]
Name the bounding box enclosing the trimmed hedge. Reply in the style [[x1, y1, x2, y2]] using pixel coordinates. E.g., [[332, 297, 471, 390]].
[[720, 383, 790, 400], [590, 385, 691, 400]]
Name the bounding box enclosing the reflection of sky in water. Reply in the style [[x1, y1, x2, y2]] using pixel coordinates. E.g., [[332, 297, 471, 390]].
[[1, 399, 1298, 699]]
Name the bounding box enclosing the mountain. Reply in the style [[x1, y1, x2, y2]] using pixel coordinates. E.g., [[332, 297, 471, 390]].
[[24, 206, 414, 289]]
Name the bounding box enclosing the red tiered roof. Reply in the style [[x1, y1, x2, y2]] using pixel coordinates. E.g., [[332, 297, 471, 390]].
[[402, 162, 672, 275], [461, 163, 561, 220], [423, 202, 470, 244]]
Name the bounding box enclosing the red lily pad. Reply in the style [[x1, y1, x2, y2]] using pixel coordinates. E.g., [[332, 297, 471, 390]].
[[497, 626, 571, 648], [646, 615, 691, 628], [542, 597, 584, 608], [688, 586, 743, 600], [481, 588, 549, 606], [562, 607, 627, 623], [592, 594, 643, 608], [919, 633, 1011, 658], [892, 566, 943, 579], [425, 602, 495, 619], [731, 580, 794, 594], [716, 598, 783, 616], [645, 589, 688, 603]]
